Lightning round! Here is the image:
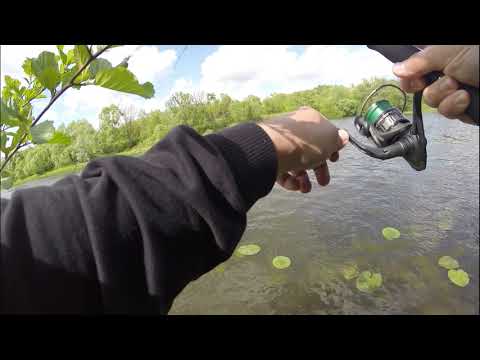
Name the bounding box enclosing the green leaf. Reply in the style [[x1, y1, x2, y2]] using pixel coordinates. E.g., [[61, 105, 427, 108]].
[[56, 45, 67, 64], [356, 271, 383, 293], [236, 244, 261, 256], [95, 66, 154, 98], [438, 256, 460, 270], [0, 131, 7, 149], [22, 58, 33, 76], [342, 264, 359, 280], [24, 87, 47, 102], [47, 131, 72, 145], [73, 45, 91, 67], [88, 58, 112, 78], [31, 51, 60, 93], [448, 269, 470, 287], [61, 66, 78, 87], [382, 227, 401, 241], [30, 120, 55, 144], [272, 256, 291, 269], [4, 75, 22, 91], [66, 49, 75, 65], [1, 99, 22, 127]]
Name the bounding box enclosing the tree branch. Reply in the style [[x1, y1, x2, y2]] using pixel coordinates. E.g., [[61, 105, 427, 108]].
[[21, 87, 47, 107], [0, 45, 113, 174]]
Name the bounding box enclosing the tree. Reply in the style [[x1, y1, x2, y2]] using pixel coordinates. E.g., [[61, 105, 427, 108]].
[[66, 119, 98, 162], [119, 105, 141, 148], [96, 105, 127, 154]]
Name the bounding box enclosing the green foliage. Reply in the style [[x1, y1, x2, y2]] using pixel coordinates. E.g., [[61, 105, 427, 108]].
[[23, 145, 55, 175], [1, 45, 155, 176], [96, 105, 128, 154], [31, 51, 60, 94], [95, 67, 154, 98], [88, 58, 113, 78], [48, 131, 72, 145], [30, 121, 55, 144], [66, 119, 98, 162], [5, 76, 419, 186]]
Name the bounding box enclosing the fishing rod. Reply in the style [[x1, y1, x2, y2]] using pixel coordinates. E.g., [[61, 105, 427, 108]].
[[347, 45, 479, 171]]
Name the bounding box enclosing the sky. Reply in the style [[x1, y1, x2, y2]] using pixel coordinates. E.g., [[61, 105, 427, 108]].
[[1, 45, 396, 129]]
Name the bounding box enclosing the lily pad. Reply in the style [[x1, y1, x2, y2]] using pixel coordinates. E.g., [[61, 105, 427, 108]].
[[438, 256, 459, 270], [448, 269, 470, 287], [272, 256, 291, 269], [236, 244, 261, 256], [356, 271, 383, 293], [382, 227, 401, 241], [342, 265, 359, 280]]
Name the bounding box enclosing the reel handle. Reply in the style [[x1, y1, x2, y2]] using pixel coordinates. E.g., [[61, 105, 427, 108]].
[[367, 45, 479, 125]]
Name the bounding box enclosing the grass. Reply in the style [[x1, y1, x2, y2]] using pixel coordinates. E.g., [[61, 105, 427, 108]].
[[12, 162, 87, 188], [11, 146, 150, 189]]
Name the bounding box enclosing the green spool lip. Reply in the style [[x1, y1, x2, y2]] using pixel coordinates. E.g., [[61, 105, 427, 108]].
[[365, 100, 394, 125]]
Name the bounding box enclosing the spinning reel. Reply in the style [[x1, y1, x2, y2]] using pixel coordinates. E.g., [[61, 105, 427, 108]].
[[349, 83, 427, 171], [348, 45, 479, 171]]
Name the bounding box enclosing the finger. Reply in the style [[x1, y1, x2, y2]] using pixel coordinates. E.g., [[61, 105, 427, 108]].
[[337, 129, 349, 150], [314, 162, 330, 187], [392, 46, 452, 78], [329, 151, 339, 163], [423, 76, 459, 108], [399, 77, 426, 93], [293, 170, 312, 193], [276, 172, 300, 191], [437, 89, 471, 119]]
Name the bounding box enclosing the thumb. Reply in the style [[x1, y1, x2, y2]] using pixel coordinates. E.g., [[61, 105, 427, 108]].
[[392, 46, 453, 78]]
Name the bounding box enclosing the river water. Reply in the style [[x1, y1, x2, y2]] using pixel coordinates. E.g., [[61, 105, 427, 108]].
[[2, 113, 479, 314]]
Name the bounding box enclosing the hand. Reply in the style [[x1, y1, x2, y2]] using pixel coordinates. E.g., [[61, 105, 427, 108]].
[[258, 106, 349, 193], [393, 45, 479, 125]]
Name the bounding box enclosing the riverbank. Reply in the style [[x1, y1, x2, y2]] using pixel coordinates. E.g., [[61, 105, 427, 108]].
[[6, 109, 436, 189]]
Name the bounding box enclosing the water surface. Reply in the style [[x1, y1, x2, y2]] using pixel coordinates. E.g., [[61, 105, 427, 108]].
[[171, 114, 479, 314]]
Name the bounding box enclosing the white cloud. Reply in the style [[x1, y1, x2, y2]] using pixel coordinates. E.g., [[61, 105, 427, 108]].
[[102, 45, 177, 83], [196, 45, 396, 100]]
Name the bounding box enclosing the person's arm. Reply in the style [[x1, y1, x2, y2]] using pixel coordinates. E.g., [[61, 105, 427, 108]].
[[0, 123, 277, 314], [0, 107, 347, 314]]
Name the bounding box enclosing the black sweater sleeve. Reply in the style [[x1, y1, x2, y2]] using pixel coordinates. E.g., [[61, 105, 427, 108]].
[[0, 123, 277, 314]]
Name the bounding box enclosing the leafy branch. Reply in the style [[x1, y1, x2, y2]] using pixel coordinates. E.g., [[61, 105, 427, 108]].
[[1, 45, 155, 175]]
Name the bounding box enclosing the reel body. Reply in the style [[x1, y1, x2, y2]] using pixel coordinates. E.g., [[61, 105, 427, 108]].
[[349, 84, 427, 171]]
